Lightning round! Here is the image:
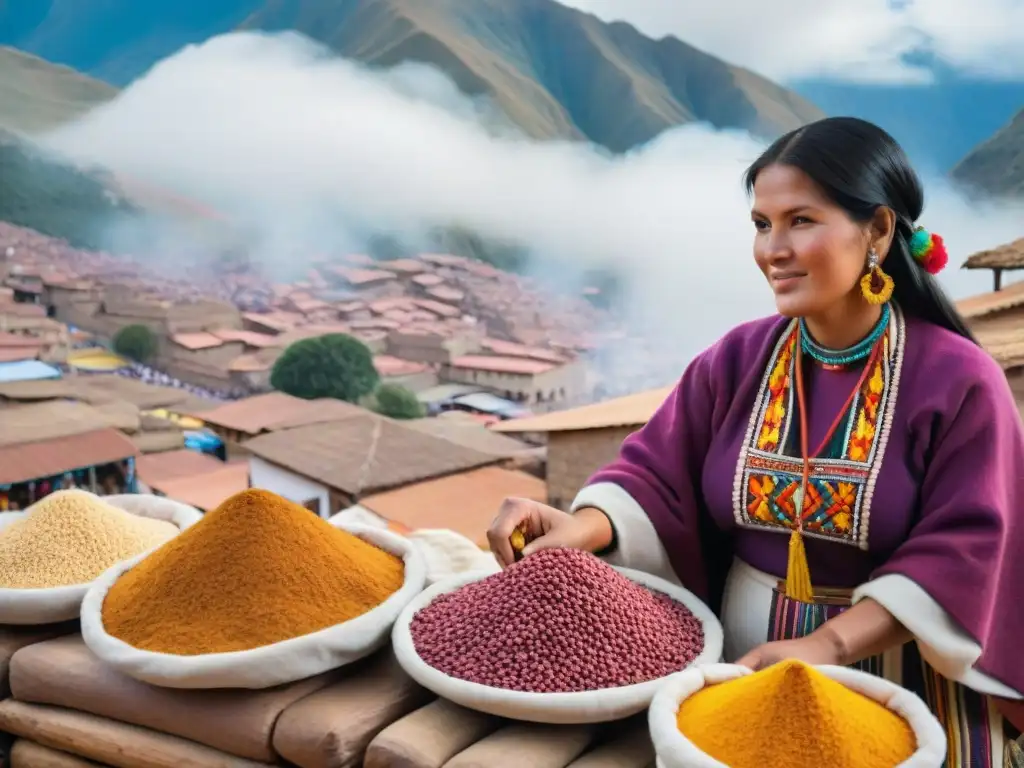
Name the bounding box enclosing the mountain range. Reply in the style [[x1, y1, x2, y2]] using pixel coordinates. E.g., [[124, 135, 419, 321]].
[[0, 0, 1021, 196], [952, 107, 1024, 197], [0, 0, 823, 153]]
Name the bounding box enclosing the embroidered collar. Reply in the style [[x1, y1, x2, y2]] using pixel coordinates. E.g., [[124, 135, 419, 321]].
[[730, 306, 906, 550]]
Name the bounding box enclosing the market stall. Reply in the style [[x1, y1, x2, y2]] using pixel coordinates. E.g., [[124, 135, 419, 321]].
[[0, 487, 955, 768]]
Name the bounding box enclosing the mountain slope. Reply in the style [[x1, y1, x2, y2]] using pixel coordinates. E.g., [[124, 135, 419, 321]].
[[951, 108, 1024, 197], [0, 46, 116, 135], [0, 0, 823, 152], [0, 129, 139, 249]]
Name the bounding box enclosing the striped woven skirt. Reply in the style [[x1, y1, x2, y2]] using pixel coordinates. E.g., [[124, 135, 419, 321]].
[[721, 559, 1022, 768]]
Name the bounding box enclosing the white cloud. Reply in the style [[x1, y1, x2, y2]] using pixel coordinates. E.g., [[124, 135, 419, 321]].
[[38, 32, 1024, 389], [559, 0, 1024, 84]]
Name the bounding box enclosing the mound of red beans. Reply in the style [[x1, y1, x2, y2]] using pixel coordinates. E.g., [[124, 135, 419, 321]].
[[409, 548, 705, 693]]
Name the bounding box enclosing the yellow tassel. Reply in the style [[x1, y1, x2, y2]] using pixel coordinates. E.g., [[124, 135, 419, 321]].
[[785, 528, 814, 602]]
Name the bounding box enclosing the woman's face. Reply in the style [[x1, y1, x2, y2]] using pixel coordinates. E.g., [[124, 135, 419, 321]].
[[751, 164, 872, 319]]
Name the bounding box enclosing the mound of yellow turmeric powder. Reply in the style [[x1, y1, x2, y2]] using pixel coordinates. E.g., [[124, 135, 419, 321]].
[[676, 660, 916, 768], [102, 489, 405, 655]]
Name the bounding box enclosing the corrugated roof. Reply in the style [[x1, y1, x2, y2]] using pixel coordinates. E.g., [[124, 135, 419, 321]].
[[244, 414, 501, 496], [963, 238, 1024, 270], [0, 360, 61, 383], [956, 280, 1024, 319], [0, 427, 138, 486], [192, 392, 365, 435], [491, 386, 673, 433], [359, 466, 546, 547]]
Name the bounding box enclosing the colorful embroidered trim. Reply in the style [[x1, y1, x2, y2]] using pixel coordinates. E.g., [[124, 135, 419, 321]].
[[732, 307, 906, 550], [909, 227, 948, 275]]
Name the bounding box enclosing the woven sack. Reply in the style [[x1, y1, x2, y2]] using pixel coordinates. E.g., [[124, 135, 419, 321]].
[[0, 492, 201, 625], [649, 663, 948, 768], [392, 566, 724, 724], [80, 520, 428, 689]]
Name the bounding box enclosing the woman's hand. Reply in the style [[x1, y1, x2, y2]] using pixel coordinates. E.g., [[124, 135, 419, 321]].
[[486, 498, 613, 568], [734, 632, 844, 671]]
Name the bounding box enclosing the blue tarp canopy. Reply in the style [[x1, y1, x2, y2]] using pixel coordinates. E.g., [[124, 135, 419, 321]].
[[0, 360, 62, 383]]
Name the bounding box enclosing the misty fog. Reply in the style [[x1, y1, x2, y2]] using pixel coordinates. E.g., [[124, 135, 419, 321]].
[[36, 31, 1024, 390]]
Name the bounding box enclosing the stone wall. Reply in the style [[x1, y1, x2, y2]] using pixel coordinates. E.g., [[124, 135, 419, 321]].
[[545, 426, 636, 509]]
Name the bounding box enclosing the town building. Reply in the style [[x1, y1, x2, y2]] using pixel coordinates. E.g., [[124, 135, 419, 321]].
[[244, 413, 511, 518], [491, 386, 672, 509], [0, 401, 141, 510]]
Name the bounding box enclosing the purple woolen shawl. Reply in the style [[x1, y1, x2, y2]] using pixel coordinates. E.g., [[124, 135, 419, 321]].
[[586, 313, 1024, 694]]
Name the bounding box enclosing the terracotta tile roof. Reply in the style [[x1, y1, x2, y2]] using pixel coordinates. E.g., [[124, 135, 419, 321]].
[[211, 329, 281, 348], [963, 238, 1024, 270], [426, 286, 465, 303], [479, 338, 568, 363], [229, 353, 272, 372], [413, 299, 461, 318], [330, 267, 398, 286], [956, 280, 1024, 319], [448, 355, 556, 375], [137, 449, 229, 486], [380, 259, 426, 274], [374, 355, 431, 377], [243, 414, 501, 496], [412, 274, 445, 288], [0, 427, 138, 486], [419, 253, 469, 267], [0, 346, 40, 362], [241, 311, 304, 332], [359, 467, 546, 547], [337, 300, 367, 313], [491, 386, 673, 433], [170, 332, 224, 350], [191, 392, 365, 435], [149, 462, 250, 511], [369, 298, 415, 314], [0, 331, 49, 348]]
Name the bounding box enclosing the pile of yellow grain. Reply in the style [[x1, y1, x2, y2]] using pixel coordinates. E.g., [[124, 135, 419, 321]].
[[0, 491, 179, 589]]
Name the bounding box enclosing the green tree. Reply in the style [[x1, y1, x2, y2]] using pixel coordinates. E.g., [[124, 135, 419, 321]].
[[113, 324, 157, 362], [271, 333, 379, 402], [372, 383, 426, 420]]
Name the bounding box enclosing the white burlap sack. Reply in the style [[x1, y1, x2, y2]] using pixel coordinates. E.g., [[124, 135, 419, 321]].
[[80, 520, 428, 689], [649, 663, 948, 768], [392, 567, 724, 724], [331, 506, 501, 585], [0, 492, 201, 626]]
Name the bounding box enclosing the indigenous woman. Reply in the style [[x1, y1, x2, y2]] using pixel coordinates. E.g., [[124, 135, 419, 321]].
[[488, 117, 1023, 767]]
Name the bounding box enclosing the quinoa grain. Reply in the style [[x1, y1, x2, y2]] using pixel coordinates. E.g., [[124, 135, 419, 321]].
[[0, 491, 179, 589]]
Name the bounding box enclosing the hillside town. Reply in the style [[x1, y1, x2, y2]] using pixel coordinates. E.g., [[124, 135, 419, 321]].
[[3, 218, 1024, 547]]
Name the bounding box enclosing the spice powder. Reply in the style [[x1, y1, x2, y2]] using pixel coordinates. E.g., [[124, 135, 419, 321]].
[[101, 489, 405, 655], [676, 660, 916, 767]]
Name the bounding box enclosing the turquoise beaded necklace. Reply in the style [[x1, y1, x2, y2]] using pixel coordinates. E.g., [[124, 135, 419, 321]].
[[799, 303, 890, 368]]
